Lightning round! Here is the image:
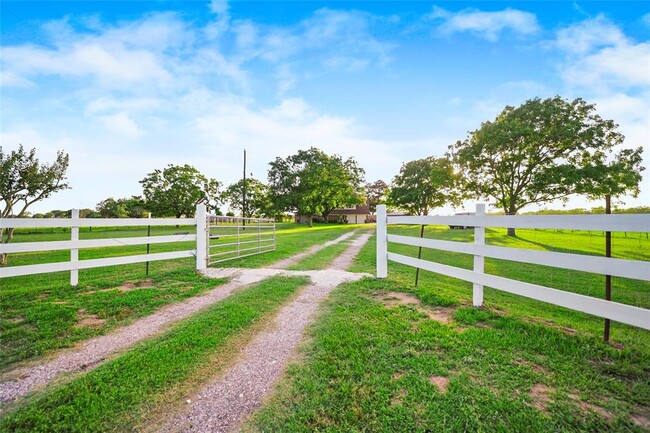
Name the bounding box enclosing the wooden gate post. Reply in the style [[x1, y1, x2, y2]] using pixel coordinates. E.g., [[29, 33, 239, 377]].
[[376, 205, 388, 278], [196, 204, 208, 270], [70, 208, 79, 286], [473, 203, 485, 307]]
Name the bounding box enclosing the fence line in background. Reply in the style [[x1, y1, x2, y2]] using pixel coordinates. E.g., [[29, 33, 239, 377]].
[[376, 204, 650, 331], [1, 212, 198, 285]]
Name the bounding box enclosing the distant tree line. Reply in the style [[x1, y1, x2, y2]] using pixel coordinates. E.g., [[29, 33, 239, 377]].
[[2, 95, 645, 242]]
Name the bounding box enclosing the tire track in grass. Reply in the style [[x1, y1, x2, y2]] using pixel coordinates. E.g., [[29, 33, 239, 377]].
[[157, 233, 372, 433], [268, 230, 357, 269], [0, 276, 309, 433], [0, 229, 359, 405]]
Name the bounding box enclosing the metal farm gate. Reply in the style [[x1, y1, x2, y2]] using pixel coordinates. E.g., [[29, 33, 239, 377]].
[[207, 215, 276, 264]]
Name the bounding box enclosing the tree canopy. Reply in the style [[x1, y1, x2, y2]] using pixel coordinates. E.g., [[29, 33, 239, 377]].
[[365, 179, 389, 214], [267, 147, 365, 226], [96, 196, 148, 218], [222, 178, 272, 218], [576, 146, 644, 203], [387, 157, 460, 215], [448, 96, 641, 225], [0, 145, 70, 264], [140, 164, 220, 218]]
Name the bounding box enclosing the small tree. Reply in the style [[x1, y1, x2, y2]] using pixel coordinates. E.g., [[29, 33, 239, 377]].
[[449, 96, 627, 236], [140, 164, 221, 218], [268, 148, 365, 227], [365, 180, 389, 214], [222, 178, 272, 218], [0, 145, 70, 264], [387, 157, 461, 215]]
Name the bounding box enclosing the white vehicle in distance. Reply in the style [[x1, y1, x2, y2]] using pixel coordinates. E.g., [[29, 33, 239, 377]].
[[449, 212, 475, 229]]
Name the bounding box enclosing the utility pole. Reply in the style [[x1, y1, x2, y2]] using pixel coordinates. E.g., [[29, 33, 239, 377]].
[[242, 149, 247, 229]]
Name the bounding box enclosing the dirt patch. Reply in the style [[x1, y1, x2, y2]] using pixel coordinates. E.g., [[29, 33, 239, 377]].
[[83, 280, 157, 295], [75, 310, 106, 329], [568, 393, 614, 420], [51, 301, 67, 305], [429, 376, 449, 393], [530, 383, 553, 411], [516, 358, 549, 375], [391, 371, 405, 381], [379, 292, 456, 324], [630, 408, 650, 429], [37, 292, 50, 300], [525, 318, 577, 336], [7, 316, 24, 324], [390, 388, 408, 406]]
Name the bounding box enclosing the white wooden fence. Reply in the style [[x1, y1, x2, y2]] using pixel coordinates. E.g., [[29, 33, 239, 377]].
[[376, 204, 650, 331], [1, 205, 210, 285]]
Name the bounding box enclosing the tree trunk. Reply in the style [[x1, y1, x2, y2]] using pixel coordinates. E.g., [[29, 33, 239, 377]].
[[0, 227, 15, 265], [308, 215, 313, 228], [506, 211, 516, 237]]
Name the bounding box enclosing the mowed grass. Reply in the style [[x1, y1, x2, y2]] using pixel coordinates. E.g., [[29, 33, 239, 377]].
[[287, 230, 369, 271], [350, 225, 650, 348], [1, 276, 309, 433], [0, 223, 358, 371], [249, 277, 650, 432], [248, 226, 650, 432]]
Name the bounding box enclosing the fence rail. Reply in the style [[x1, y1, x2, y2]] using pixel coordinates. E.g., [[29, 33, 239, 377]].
[[376, 204, 650, 331], [1, 210, 199, 285]]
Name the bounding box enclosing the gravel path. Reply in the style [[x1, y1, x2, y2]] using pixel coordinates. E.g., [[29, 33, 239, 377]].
[[0, 230, 360, 404], [268, 230, 356, 269], [158, 232, 372, 433]]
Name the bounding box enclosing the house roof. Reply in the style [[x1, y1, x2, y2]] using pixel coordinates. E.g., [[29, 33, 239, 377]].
[[329, 204, 370, 215]]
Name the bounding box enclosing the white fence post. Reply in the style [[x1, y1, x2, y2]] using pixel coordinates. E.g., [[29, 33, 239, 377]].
[[377, 205, 388, 278], [70, 208, 79, 286], [196, 204, 208, 270], [473, 203, 485, 307]]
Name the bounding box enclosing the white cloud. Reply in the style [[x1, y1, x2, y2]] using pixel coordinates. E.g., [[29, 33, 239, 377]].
[[427, 6, 540, 42], [100, 112, 145, 139], [1, 13, 183, 91], [554, 15, 650, 90], [0, 71, 34, 88], [554, 15, 626, 54]]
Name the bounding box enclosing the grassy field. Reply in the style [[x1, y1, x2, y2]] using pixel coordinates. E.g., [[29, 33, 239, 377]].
[[1, 276, 309, 432], [247, 225, 650, 432], [0, 223, 361, 371], [1, 221, 649, 432]]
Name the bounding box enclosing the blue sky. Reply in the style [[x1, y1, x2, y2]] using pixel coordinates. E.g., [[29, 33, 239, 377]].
[[1, 1, 649, 213]]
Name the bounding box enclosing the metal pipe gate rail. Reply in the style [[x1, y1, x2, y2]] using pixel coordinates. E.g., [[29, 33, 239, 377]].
[[206, 214, 276, 265]]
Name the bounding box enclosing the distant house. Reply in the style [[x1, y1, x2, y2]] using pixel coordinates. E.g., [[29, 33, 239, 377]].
[[326, 205, 370, 224]]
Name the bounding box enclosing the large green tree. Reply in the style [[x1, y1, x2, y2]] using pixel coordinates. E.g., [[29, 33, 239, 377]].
[[140, 164, 221, 218], [365, 179, 389, 214], [222, 178, 272, 218], [387, 157, 461, 215], [268, 147, 365, 226], [0, 145, 70, 264], [448, 96, 638, 235], [576, 147, 644, 203], [96, 196, 148, 218]]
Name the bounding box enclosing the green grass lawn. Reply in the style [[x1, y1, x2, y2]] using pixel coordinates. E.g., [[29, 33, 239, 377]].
[[0, 222, 360, 372], [1, 276, 309, 432], [248, 226, 650, 432], [2, 222, 649, 432]]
